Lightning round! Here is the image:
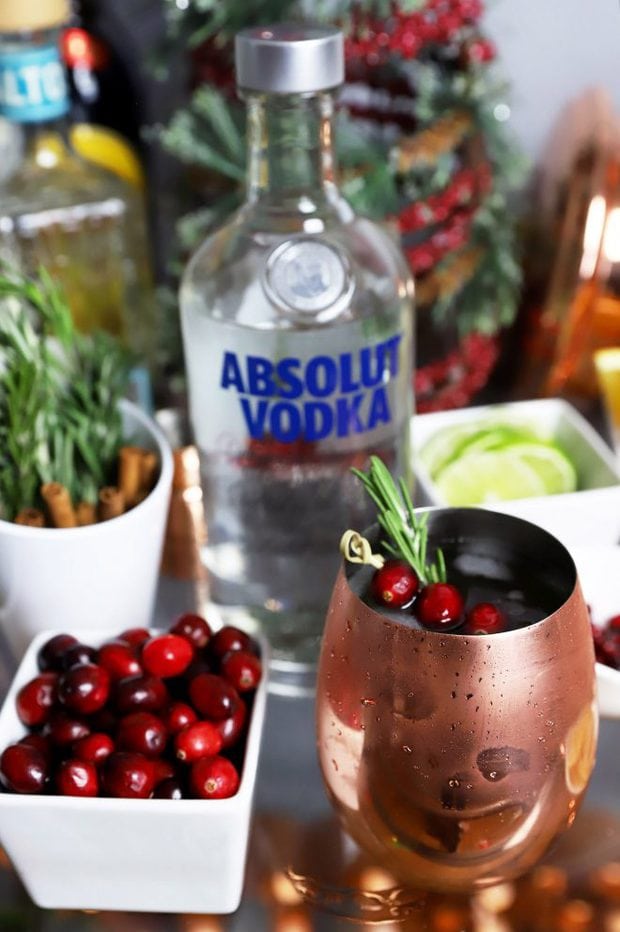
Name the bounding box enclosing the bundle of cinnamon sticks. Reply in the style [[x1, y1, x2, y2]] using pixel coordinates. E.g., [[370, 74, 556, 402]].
[[14, 446, 159, 529]]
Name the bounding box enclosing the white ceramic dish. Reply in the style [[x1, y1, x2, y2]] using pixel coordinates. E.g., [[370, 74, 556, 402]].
[[413, 398, 620, 549], [570, 546, 620, 720], [0, 628, 269, 914], [0, 401, 174, 660]]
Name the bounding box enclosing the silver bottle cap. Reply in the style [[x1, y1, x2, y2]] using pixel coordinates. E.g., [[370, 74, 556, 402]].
[[235, 24, 344, 95]]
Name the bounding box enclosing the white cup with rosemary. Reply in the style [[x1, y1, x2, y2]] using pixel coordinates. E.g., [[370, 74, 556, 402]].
[[0, 269, 173, 658]]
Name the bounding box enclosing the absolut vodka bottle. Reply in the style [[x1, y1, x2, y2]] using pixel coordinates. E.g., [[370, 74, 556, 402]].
[[180, 25, 414, 686]]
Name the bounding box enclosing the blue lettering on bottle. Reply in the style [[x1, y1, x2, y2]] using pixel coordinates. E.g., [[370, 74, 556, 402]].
[[247, 356, 276, 396], [304, 402, 333, 441], [339, 352, 360, 393], [275, 357, 303, 399], [336, 394, 365, 437], [220, 335, 403, 443], [367, 386, 391, 429], [240, 398, 268, 439], [305, 356, 338, 398], [360, 346, 383, 389], [0, 44, 69, 123], [221, 351, 245, 392], [270, 402, 302, 442]]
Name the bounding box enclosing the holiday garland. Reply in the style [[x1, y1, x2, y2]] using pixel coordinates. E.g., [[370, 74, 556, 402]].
[[158, 0, 524, 409]]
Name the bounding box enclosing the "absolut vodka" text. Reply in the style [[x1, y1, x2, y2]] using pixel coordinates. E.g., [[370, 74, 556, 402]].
[[220, 334, 403, 442]]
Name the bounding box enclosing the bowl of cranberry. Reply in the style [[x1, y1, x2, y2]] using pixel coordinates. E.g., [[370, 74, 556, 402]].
[[0, 614, 268, 914]]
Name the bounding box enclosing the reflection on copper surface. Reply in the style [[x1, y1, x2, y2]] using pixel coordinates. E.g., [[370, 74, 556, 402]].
[[161, 445, 208, 580], [243, 808, 620, 929], [181, 917, 225, 932], [273, 906, 313, 932]]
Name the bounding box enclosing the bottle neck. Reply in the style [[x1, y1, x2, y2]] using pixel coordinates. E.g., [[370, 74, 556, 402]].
[[0, 25, 71, 143], [245, 90, 339, 208]]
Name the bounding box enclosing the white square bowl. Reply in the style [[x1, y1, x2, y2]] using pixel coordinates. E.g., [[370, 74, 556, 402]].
[[0, 628, 269, 914], [412, 398, 620, 548]]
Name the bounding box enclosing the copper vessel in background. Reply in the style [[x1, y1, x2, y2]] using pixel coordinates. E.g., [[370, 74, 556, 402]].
[[316, 509, 598, 893]]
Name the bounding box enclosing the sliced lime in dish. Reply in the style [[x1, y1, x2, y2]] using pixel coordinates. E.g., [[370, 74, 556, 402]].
[[434, 450, 548, 505], [419, 420, 542, 479], [506, 442, 577, 495], [418, 422, 485, 478]]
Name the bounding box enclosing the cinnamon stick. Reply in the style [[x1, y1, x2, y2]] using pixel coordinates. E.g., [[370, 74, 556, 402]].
[[98, 486, 125, 522], [14, 507, 45, 528], [139, 450, 158, 497], [41, 483, 77, 528], [76, 502, 97, 526], [118, 446, 144, 508]]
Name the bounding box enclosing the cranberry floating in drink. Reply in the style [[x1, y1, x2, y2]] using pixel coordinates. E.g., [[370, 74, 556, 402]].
[[317, 457, 597, 892]]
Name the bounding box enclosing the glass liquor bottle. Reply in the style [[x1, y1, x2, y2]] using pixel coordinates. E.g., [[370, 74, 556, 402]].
[[0, 0, 154, 401], [180, 25, 414, 688]]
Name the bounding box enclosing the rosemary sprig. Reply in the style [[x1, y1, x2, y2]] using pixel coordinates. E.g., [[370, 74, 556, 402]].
[[0, 267, 133, 520], [351, 456, 447, 585]]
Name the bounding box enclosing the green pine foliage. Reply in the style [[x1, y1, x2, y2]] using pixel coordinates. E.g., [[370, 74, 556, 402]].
[[0, 268, 133, 520]]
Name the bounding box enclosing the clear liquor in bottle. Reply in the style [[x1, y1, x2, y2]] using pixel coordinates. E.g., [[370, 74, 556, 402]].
[[0, 0, 154, 402], [180, 25, 414, 684]]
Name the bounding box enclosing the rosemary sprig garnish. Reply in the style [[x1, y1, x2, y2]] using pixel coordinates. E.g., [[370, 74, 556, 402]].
[[351, 456, 447, 585], [0, 267, 133, 520]]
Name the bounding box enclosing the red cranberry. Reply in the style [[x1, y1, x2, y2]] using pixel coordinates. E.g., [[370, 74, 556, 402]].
[[115, 675, 169, 715], [153, 777, 184, 799], [18, 733, 53, 764], [371, 560, 419, 608], [58, 663, 110, 715], [142, 634, 194, 679], [62, 643, 98, 670], [0, 743, 48, 793], [16, 672, 58, 727], [189, 673, 240, 720], [170, 613, 212, 649], [72, 732, 115, 766], [216, 701, 247, 749], [607, 615, 620, 635], [209, 626, 250, 661], [415, 583, 464, 631], [190, 756, 239, 799], [98, 640, 142, 681], [118, 627, 151, 649], [221, 650, 262, 693], [102, 752, 156, 799], [44, 710, 90, 746], [117, 712, 167, 758], [37, 633, 78, 672], [174, 721, 222, 763], [164, 702, 197, 735], [56, 759, 99, 797], [465, 602, 507, 634]]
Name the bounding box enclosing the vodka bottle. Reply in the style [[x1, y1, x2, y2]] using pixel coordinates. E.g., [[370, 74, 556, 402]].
[[180, 25, 414, 687]]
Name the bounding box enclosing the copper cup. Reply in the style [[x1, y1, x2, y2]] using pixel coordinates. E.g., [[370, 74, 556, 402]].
[[316, 508, 598, 893]]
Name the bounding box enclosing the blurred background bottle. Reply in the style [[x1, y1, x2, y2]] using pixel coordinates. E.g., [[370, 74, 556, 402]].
[[180, 26, 414, 691], [0, 0, 155, 406]]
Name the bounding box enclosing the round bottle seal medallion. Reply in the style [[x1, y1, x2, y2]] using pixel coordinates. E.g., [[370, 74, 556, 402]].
[[263, 237, 354, 322]]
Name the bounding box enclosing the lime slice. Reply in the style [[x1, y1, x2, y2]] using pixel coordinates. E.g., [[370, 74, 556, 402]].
[[419, 421, 540, 479], [456, 425, 541, 458], [419, 423, 484, 477], [509, 442, 577, 495], [434, 450, 547, 505]]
